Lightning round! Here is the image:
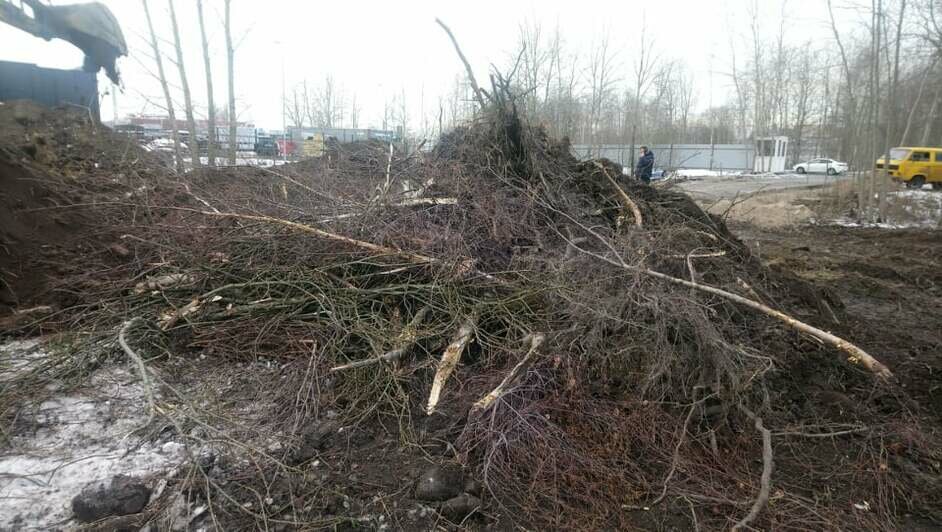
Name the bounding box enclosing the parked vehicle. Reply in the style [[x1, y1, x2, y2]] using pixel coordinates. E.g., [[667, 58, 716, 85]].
[[793, 158, 847, 175], [875, 147, 942, 189]]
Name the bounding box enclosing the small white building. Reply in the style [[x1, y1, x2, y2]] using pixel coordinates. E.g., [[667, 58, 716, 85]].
[[754, 136, 789, 173]]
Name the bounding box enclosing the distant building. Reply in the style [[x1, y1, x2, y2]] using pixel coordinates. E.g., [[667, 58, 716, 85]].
[[285, 126, 398, 157], [572, 136, 791, 173], [117, 114, 257, 152]]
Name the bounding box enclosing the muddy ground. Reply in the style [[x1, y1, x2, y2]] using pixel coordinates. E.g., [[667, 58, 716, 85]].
[[735, 223, 942, 417]]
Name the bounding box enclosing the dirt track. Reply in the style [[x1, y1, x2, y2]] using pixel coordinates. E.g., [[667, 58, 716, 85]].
[[677, 173, 850, 201]]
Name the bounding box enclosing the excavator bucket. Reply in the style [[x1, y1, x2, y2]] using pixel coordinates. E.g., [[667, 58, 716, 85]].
[[0, 0, 127, 84]]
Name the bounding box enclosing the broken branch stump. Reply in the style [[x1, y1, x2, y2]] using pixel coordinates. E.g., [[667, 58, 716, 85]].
[[426, 317, 476, 415], [330, 306, 431, 372], [472, 333, 545, 413]]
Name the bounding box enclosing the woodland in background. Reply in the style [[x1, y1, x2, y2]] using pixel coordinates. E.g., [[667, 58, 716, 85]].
[[285, 0, 942, 174]]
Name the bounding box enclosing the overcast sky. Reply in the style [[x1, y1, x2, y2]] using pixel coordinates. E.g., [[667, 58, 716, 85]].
[[0, 0, 867, 131]]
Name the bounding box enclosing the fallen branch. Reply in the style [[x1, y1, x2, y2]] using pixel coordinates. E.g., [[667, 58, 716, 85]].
[[623, 393, 705, 510], [134, 273, 197, 294], [642, 267, 891, 378], [668, 250, 727, 259], [158, 298, 201, 331], [732, 404, 773, 531], [593, 161, 643, 227], [471, 333, 545, 412], [561, 228, 892, 378], [435, 18, 487, 110], [330, 306, 431, 372], [427, 317, 476, 415], [189, 210, 440, 266], [318, 198, 459, 224]]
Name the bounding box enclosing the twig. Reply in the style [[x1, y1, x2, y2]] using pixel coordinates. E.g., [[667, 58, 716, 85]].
[[258, 167, 341, 204], [623, 392, 710, 510], [593, 161, 643, 227], [435, 18, 487, 110], [668, 250, 727, 259], [427, 317, 476, 415], [732, 404, 773, 532], [181, 183, 220, 213], [318, 198, 458, 224], [736, 277, 764, 303], [118, 318, 155, 429], [330, 306, 431, 372], [471, 333, 545, 412], [382, 142, 394, 199]]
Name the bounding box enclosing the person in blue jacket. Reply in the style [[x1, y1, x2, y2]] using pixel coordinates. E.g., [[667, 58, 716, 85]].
[[635, 146, 654, 184]]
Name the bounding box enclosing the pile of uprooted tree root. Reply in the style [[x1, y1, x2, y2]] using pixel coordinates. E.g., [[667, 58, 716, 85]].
[[8, 89, 941, 530]]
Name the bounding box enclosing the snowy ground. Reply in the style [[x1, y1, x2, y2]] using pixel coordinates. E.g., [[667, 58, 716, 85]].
[[194, 156, 289, 167], [0, 339, 185, 531]]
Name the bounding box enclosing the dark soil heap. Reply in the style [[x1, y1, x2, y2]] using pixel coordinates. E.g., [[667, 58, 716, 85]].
[[0, 100, 167, 314], [2, 98, 939, 530]]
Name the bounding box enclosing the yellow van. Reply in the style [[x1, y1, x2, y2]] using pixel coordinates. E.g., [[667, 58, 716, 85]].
[[875, 147, 942, 189]]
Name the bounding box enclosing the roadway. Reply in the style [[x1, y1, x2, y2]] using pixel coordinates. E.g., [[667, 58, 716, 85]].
[[675, 173, 851, 201]]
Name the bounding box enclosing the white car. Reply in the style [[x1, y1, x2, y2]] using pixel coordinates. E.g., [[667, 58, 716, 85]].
[[793, 158, 847, 175]]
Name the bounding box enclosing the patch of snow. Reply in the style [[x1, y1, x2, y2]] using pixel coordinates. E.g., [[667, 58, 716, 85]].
[[674, 168, 730, 178], [827, 218, 916, 229], [194, 156, 288, 167], [0, 341, 185, 531], [0, 339, 44, 382]]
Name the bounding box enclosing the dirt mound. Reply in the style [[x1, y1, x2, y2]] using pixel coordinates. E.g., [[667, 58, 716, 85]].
[[3, 95, 940, 530], [0, 101, 167, 315]]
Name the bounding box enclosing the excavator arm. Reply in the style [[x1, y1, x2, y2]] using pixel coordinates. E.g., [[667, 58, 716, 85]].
[[0, 0, 127, 84]]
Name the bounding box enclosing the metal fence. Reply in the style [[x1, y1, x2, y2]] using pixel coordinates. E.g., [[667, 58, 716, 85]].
[[572, 143, 756, 172], [0, 60, 99, 120]]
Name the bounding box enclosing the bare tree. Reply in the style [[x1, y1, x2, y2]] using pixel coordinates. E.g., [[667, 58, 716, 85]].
[[142, 0, 182, 173], [313, 75, 337, 128], [350, 93, 360, 129], [677, 65, 697, 141], [789, 46, 815, 165], [921, 84, 941, 145], [900, 58, 936, 144], [585, 29, 617, 150], [866, 0, 882, 220], [225, 0, 236, 164], [196, 0, 216, 167], [631, 11, 659, 164], [167, 0, 200, 169], [880, 0, 906, 220], [286, 84, 306, 129]]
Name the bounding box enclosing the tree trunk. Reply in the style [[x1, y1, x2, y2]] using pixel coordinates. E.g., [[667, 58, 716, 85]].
[[167, 0, 200, 170], [142, 0, 182, 173], [921, 86, 941, 146], [225, 0, 237, 164], [197, 0, 216, 167], [900, 59, 935, 146], [881, 0, 905, 222]]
